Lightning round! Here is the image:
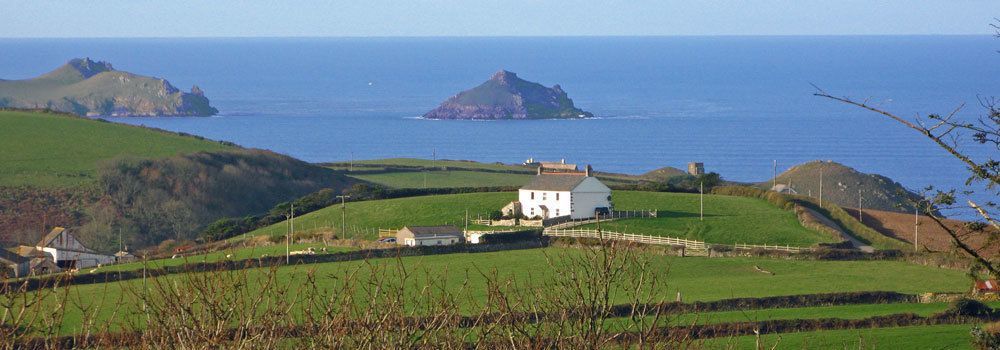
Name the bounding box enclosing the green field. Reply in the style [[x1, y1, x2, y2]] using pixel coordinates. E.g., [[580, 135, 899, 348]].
[[579, 191, 837, 246], [243, 191, 828, 246], [331, 157, 646, 188], [350, 170, 534, 188], [18, 247, 971, 336], [0, 110, 232, 187], [705, 324, 979, 349], [669, 301, 1000, 326], [332, 158, 529, 172], [245, 192, 514, 239]]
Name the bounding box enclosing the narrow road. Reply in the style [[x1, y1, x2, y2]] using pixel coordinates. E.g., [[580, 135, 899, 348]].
[[803, 207, 874, 253]]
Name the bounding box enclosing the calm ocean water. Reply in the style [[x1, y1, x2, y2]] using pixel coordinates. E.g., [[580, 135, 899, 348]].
[[0, 36, 997, 196]]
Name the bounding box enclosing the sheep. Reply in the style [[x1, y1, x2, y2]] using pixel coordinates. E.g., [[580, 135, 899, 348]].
[[289, 247, 317, 256], [171, 254, 179, 259], [225, 254, 233, 259]]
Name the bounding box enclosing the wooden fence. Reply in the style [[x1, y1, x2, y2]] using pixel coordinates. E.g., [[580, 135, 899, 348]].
[[732, 243, 811, 253], [543, 228, 707, 250]]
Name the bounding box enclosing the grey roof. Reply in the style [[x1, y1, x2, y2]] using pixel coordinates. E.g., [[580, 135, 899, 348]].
[[400, 226, 464, 238], [0, 248, 28, 264], [539, 163, 578, 171], [521, 174, 588, 191]]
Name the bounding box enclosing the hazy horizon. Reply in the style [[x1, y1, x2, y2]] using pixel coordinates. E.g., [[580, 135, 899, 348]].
[[2, 1, 998, 38]]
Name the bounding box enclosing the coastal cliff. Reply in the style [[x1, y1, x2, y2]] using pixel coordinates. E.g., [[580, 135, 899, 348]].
[[423, 70, 592, 120], [0, 58, 218, 117]]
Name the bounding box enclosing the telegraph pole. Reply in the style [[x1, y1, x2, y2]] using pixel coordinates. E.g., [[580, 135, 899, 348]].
[[857, 189, 863, 223], [914, 207, 920, 252], [818, 165, 824, 208], [337, 195, 351, 239], [286, 203, 293, 264], [772, 160, 777, 190], [700, 181, 704, 221]]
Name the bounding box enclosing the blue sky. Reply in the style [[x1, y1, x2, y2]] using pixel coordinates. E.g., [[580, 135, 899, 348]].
[[2, 0, 998, 37]]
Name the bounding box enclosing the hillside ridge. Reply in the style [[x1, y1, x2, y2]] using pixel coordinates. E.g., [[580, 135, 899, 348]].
[[0, 58, 218, 117]]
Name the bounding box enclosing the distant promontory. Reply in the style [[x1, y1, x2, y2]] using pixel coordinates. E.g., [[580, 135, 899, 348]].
[[0, 58, 218, 117], [423, 70, 593, 120]]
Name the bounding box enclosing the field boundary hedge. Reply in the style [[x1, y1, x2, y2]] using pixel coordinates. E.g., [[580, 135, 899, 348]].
[[15, 291, 992, 348]]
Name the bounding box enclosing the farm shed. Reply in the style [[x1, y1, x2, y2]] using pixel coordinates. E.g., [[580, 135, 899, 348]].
[[18, 227, 114, 269], [396, 226, 464, 247], [0, 248, 29, 278], [974, 279, 999, 294]]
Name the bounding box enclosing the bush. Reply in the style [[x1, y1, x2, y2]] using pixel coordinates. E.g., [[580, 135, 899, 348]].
[[948, 298, 994, 317], [268, 235, 286, 244], [971, 322, 1000, 350]]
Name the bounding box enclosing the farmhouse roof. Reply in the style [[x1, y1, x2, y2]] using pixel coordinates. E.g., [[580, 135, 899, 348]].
[[521, 173, 588, 191], [539, 162, 578, 171], [399, 226, 464, 238]]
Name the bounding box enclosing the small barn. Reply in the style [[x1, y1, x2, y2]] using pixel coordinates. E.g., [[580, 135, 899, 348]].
[[0, 248, 29, 278], [974, 279, 999, 295], [396, 226, 464, 247]]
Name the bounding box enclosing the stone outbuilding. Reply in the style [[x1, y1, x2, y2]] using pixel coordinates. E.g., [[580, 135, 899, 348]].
[[396, 226, 464, 247]]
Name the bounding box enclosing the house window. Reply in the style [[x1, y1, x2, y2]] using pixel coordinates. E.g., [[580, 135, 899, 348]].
[[556, 193, 560, 200], [556, 209, 560, 216], [531, 192, 535, 200], [530, 208, 535, 216], [543, 193, 547, 200]]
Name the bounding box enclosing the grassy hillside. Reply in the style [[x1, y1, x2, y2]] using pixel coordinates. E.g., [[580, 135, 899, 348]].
[[246, 192, 514, 239], [0, 110, 359, 250], [0, 58, 216, 116], [247, 191, 833, 246], [0, 110, 231, 188], [578, 191, 836, 246], [764, 160, 924, 214]]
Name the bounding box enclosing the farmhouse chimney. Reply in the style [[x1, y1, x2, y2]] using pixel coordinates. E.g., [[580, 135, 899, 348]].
[[585, 165, 592, 177], [537, 166, 543, 175]]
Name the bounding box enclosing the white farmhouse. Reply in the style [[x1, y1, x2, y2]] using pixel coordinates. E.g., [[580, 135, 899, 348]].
[[518, 165, 612, 220]]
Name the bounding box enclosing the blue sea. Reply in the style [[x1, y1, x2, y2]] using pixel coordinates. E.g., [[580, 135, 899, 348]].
[[0, 36, 997, 199]]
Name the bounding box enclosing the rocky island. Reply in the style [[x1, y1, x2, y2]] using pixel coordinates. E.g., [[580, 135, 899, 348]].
[[423, 70, 593, 120], [0, 58, 217, 117]]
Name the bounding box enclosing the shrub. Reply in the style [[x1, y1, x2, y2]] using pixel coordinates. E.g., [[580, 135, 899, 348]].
[[948, 298, 994, 317], [268, 234, 286, 244]]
